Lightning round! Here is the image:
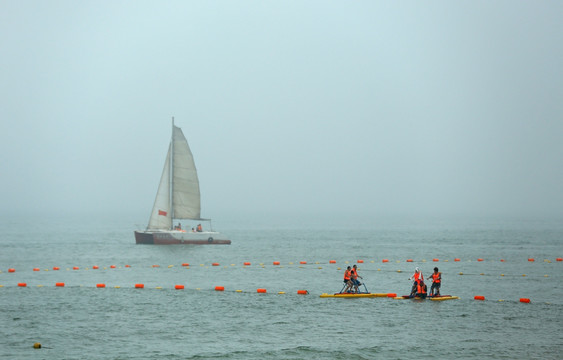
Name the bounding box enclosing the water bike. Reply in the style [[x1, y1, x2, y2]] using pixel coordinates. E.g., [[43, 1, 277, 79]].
[[320, 281, 391, 298]]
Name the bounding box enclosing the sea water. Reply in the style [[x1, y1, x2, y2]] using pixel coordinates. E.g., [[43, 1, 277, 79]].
[[1, 214, 562, 359]]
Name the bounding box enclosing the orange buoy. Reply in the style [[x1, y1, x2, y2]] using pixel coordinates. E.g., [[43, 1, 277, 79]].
[[125, 264, 131, 268], [519, 298, 531, 303], [454, 258, 460, 262], [243, 262, 251, 266], [110, 265, 116, 268], [432, 258, 439, 262], [273, 261, 280, 265], [152, 264, 160, 268], [387, 293, 397, 298], [96, 283, 105, 288], [474, 295, 485, 301], [500, 259, 505, 262], [382, 259, 389, 263], [175, 285, 185, 290], [55, 282, 65, 287], [72, 266, 79, 270], [300, 261, 307, 264], [528, 258, 535, 262], [52, 267, 60, 271], [215, 286, 225, 291], [357, 260, 364, 264], [181, 263, 190, 267], [135, 284, 144, 289], [556, 258, 562, 262], [477, 258, 484, 262], [18, 282, 27, 287], [406, 259, 413, 262], [93, 265, 99, 269], [33, 268, 40, 271], [297, 290, 308, 295], [257, 288, 267, 293], [329, 260, 336, 264], [8, 268, 15, 273], [211, 263, 220, 266]]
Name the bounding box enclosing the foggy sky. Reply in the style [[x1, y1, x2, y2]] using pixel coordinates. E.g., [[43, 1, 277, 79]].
[[1, 1, 562, 222]]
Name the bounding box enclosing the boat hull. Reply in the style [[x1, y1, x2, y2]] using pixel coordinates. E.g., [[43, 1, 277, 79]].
[[134, 231, 231, 245]]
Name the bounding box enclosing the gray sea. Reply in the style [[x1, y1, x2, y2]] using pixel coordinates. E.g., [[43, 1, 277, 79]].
[[1, 214, 562, 359]]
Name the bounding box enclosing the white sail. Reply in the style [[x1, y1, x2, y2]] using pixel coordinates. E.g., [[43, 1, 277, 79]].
[[147, 144, 172, 230], [172, 126, 201, 219]]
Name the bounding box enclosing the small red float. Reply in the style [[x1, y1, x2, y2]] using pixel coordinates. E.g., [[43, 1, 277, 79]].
[[175, 285, 185, 290], [387, 293, 397, 298], [96, 283, 105, 288], [382, 259, 389, 263], [181, 263, 190, 267], [454, 258, 460, 262], [273, 261, 280, 265], [135, 284, 144, 289], [215, 286, 225, 291], [300, 261, 307, 264], [357, 260, 364, 263], [18, 282, 27, 287], [52, 267, 60, 270], [8, 268, 15, 273], [528, 258, 535, 262], [433, 258, 439, 262], [297, 290, 308, 295], [329, 260, 336, 264], [257, 288, 267, 293], [55, 282, 65, 287], [519, 298, 531, 303], [212, 263, 220, 266], [243, 262, 251, 266], [406, 259, 413, 262], [474, 295, 485, 301]]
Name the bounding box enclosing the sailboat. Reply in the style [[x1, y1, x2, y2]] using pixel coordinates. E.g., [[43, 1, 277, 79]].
[[134, 119, 231, 245]]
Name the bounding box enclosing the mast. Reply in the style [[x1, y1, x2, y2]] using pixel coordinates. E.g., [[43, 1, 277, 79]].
[[170, 116, 175, 228]]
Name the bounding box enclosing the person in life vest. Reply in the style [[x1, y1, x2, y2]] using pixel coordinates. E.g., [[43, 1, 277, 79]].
[[196, 224, 203, 232], [408, 267, 423, 297], [429, 267, 441, 296], [342, 266, 353, 293], [351, 264, 363, 293], [415, 281, 427, 299]]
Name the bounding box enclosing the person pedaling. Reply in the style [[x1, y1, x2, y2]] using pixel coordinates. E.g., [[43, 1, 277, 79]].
[[350, 264, 363, 293], [342, 266, 353, 293]]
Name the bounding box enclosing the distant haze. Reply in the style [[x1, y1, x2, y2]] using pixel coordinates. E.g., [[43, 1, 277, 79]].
[[1, 2, 562, 222]]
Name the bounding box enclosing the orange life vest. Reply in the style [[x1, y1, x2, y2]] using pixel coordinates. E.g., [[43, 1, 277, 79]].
[[344, 270, 351, 281], [431, 272, 441, 283], [414, 272, 423, 282], [351, 268, 357, 279], [197, 224, 202, 232], [417, 282, 425, 294]]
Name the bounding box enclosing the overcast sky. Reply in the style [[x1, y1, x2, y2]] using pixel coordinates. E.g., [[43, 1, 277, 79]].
[[1, 1, 562, 222]]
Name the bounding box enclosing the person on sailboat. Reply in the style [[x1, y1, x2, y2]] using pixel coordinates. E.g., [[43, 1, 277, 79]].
[[196, 224, 203, 232]]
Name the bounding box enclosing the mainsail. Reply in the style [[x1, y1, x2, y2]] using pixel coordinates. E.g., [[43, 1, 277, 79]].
[[147, 124, 201, 230]]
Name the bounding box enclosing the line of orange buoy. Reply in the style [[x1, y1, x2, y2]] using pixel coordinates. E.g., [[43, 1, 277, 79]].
[[2, 257, 562, 273]]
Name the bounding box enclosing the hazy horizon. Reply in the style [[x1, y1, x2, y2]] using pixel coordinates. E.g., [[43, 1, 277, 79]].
[[1, 2, 562, 222]]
